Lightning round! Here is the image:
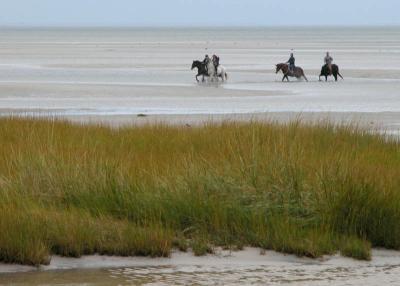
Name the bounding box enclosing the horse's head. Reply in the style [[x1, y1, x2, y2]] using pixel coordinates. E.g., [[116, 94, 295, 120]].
[[275, 63, 287, 74], [191, 60, 200, 70]]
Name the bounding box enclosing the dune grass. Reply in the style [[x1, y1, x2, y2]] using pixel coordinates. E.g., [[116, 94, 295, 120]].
[[0, 117, 399, 265]]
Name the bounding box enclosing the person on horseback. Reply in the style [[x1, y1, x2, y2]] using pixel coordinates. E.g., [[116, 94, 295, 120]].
[[286, 52, 295, 73], [203, 54, 210, 73], [324, 52, 333, 75], [212, 54, 220, 75]]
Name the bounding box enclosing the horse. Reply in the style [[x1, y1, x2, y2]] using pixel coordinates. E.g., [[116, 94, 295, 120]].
[[275, 63, 308, 82], [191, 60, 228, 83], [191, 60, 208, 82], [319, 64, 343, 82], [213, 65, 228, 82]]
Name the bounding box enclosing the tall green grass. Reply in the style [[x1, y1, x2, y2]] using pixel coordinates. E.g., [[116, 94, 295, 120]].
[[0, 118, 399, 265]]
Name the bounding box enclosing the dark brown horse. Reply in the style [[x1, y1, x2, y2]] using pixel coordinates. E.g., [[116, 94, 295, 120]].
[[276, 63, 308, 82], [319, 64, 343, 82]]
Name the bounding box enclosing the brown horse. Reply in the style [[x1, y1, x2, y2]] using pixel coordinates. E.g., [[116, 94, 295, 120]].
[[276, 63, 308, 82], [319, 64, 343, 82]]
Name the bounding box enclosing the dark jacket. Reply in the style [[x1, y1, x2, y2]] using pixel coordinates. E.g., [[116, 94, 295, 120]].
[[202, 57, 210, 72], [213, 56, 220, 70], [203, 56, 210, 65], [287, 56, 295, 66]]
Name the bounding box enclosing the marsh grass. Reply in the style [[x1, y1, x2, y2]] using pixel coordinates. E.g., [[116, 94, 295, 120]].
[[0, 118, 399, 265]]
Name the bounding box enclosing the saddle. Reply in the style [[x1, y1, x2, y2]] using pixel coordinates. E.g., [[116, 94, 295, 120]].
[[323, 64, 333, 75], [287, 65, 295, 75]]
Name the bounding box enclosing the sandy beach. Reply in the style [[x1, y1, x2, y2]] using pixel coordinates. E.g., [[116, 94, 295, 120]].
[[16, 111, 399, 136], [0, 27, 399, 140], [0, 28, 399, 122], [1, 249, 400, 285]]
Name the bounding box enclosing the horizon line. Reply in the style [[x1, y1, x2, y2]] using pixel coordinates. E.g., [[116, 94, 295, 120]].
[[0, 24, 399, 29]]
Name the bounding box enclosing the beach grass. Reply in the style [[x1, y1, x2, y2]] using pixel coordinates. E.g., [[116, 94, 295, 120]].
[[0, 117, 399, 265]]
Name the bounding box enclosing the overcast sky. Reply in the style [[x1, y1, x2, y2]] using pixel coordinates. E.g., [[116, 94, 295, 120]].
[[0, 0, 398, 27]]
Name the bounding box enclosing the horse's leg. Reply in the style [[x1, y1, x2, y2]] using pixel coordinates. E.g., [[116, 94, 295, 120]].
[[334, 74, 338, 81], [319, 75, 321, 82], [196, 74, 199, 83], [325, 76, 328, 82], [302, 73, 308, 82]]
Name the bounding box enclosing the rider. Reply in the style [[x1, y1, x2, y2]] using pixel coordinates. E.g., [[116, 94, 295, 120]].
[[286, 52, 295, 72], [203, 54, 210, 73], [324, 52, 333, 74], [212, 54, 220, 75]]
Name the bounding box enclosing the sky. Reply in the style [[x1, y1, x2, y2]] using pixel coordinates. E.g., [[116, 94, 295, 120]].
[[0, 0, 398, 27]]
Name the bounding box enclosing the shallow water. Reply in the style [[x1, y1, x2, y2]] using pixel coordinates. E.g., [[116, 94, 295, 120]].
[[1, 249, 400, 285], [0, 27, 399, 117]]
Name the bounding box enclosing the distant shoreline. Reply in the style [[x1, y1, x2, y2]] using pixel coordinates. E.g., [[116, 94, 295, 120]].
[[0, 25, 399, 30], [1, 111, 399, 136]]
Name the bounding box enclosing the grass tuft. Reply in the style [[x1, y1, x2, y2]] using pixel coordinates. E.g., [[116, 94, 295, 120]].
[[340, 237, 372, 261]]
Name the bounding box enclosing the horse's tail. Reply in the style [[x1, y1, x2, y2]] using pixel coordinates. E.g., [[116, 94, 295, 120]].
[[301, 69, 308, 82], [334, 65, 343, 80]]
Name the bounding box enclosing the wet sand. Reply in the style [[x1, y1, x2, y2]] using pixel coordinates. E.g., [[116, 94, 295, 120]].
[[1, 249, 400, 285], [0, 27, 400, 118], [3, 111, 399, 139], [40, 111, 400, 134]]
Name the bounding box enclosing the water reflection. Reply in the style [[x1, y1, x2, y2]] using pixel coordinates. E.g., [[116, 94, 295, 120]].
[[1, 262, 400, 286]]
